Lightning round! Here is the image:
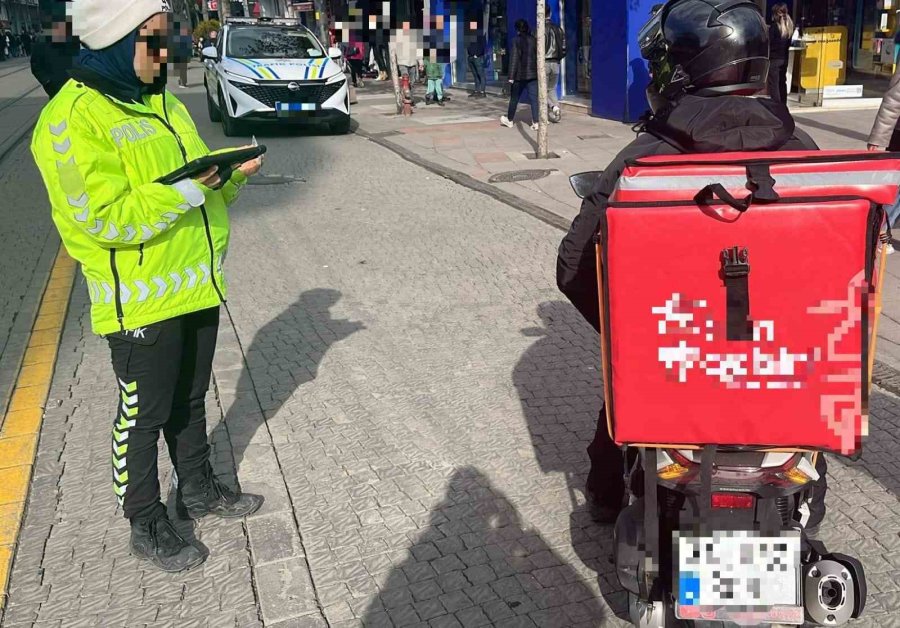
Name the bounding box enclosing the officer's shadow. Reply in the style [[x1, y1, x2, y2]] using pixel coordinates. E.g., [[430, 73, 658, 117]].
[[210, 288, 364, 475], [512, 301, 628, 619]]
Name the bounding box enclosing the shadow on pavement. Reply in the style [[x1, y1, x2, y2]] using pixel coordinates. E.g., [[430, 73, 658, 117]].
[[360, 466, 610, 627], [210, 288, 364, 474], [513, 301, 628, 620]]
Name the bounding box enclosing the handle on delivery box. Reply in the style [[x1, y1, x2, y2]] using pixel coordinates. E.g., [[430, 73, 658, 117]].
[[694, 164, 780, 212], [695, 183, 753, 212]]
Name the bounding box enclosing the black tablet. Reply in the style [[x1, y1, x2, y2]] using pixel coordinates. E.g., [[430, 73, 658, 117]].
[[156, 146, 267, 185]]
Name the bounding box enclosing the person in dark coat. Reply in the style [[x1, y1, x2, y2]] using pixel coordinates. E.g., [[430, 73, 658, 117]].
[[767, 2, 793, 104], [500, 19, 539, 129], [466, 19, 487, 98], [557, 0, 828, 535], [30, 18, 80, 98]]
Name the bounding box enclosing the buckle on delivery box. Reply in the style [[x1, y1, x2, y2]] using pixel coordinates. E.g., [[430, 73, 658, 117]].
[[721, 246, 750, 278]]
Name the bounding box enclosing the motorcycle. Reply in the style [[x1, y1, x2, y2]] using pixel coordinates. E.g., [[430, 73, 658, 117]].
[[569, 172, 869, 628]]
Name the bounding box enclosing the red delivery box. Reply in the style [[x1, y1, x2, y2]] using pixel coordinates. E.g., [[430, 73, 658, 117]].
[[598, 151, 900, 455]]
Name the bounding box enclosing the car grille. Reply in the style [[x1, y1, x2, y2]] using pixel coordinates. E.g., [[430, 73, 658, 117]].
[[231, 81, 344, 108]]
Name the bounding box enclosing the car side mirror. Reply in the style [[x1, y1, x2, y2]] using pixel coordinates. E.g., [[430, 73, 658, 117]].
[[569, 171, 604, 199], [202, 46, 218, 61], [328, 46, 343, 60]]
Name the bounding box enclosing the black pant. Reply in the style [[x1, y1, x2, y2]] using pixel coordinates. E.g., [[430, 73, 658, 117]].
[[586, 404, 828, 527], [767, 59, 788, 105], [469, 56, 486, 93], [348, 59, 364, 85], [375, 44, 390, 73], [108, 308, 219, 521], [507, 79, 539, 122]]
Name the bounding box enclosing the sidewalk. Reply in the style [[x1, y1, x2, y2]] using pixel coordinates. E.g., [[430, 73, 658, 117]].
[[351, 81, 900, 379]]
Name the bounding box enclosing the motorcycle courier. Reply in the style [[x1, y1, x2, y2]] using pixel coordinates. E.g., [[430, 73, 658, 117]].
[[559, 1, 898, 626]]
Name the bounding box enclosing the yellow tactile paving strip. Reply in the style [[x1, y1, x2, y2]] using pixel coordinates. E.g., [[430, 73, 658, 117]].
[[0, 247, 75, 611]]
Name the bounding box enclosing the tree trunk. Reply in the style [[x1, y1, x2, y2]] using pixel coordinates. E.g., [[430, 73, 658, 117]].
[[536, 2, 549, 159], [390, 44, 402, 114]]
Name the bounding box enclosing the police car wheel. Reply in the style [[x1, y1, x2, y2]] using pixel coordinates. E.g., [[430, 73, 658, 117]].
[[219, 91, 242, 137], [207, 84, 222, 123], [331, 115, 351, 135]]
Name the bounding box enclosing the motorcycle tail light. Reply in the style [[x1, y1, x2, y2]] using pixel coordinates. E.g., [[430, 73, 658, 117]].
[[780, 466, 812, 485], [711, 492, 755, 509], [658, 462, 691, 481]]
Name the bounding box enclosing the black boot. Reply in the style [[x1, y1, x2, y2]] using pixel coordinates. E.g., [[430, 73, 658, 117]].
[[176, 467, 264, 520], [130, 514, 205, 572]]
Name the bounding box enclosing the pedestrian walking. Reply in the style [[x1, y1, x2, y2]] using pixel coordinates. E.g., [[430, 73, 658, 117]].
[[31, 0, 264, 574], [767, 3, 793, 105], [367, 14, 389, 80], [867, 58, 900, 244], [345, 32, 366, 87], [393, 20, 421, 87], [22, 30, 32, 56], [424, 49, 444, 106], [544, 4, 566, 122], [500, 19, 539, 130], [174, 20, 191, 88], [466, 19, 487, 98]]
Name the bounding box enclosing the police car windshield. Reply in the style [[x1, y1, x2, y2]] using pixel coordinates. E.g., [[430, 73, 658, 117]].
[[227, 27, 323, 59]]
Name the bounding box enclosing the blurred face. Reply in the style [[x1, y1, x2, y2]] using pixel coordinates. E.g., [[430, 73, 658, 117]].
[[134, 13, 170, 85], [51, 20, 71, 44], [402, 21, 410, 31], [469, 21, 477, 30]]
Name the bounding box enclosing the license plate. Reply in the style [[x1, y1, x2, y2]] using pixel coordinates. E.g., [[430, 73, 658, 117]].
[[675, 531, 803, 624], [275, 102, 316, 116]]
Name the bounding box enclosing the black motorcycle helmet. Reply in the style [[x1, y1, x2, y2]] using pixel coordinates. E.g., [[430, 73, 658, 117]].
[[639, 0, 769, 109]]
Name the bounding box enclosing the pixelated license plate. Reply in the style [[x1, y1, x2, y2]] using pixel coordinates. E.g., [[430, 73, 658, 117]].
[[675, 531, 803, 624], [276, 102, 316, 116]]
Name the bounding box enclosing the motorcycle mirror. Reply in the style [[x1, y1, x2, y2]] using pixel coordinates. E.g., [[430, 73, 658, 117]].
[[569, 171, 603, 199]]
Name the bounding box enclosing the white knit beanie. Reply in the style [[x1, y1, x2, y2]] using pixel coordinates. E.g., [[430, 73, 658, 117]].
[[73, 0, 173, 50]]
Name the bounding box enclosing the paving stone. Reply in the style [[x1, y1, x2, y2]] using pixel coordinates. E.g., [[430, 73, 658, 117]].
[[254, 558, 320, 624], [247, 511, 304, 566]]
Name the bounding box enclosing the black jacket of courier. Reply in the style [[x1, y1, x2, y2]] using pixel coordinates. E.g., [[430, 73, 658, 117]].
[[556, 95, 819, 332]]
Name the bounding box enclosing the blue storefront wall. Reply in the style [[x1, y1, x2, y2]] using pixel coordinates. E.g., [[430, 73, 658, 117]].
[[496, 0, 659, 122], [591, 0, 659, 121]]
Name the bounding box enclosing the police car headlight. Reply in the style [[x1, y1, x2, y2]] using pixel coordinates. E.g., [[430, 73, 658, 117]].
[[223, 69, 257, 85], [326, 72, 347, 85]]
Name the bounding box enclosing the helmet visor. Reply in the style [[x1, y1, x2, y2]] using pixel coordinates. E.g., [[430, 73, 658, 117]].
[[638, 4, 666, 61]]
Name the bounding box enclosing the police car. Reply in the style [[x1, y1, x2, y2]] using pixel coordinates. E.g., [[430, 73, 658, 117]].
[[202, 18, 350, 136]]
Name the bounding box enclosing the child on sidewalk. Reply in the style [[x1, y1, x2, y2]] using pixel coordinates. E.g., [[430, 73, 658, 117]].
[[424, 50, 445, 107]]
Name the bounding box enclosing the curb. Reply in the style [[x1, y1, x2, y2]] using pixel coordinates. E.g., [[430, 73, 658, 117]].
[[354, 127, 572, 232], [873, 361, 900, 397]]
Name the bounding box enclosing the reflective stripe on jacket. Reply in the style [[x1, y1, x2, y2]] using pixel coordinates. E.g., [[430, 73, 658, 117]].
[[32, 80, 246, 335]]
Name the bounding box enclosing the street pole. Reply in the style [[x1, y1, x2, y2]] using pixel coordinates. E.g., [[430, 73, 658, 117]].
[[312, 0, 329, 46], [535, 2, 549, 159], [220, 0, 231, 22]]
